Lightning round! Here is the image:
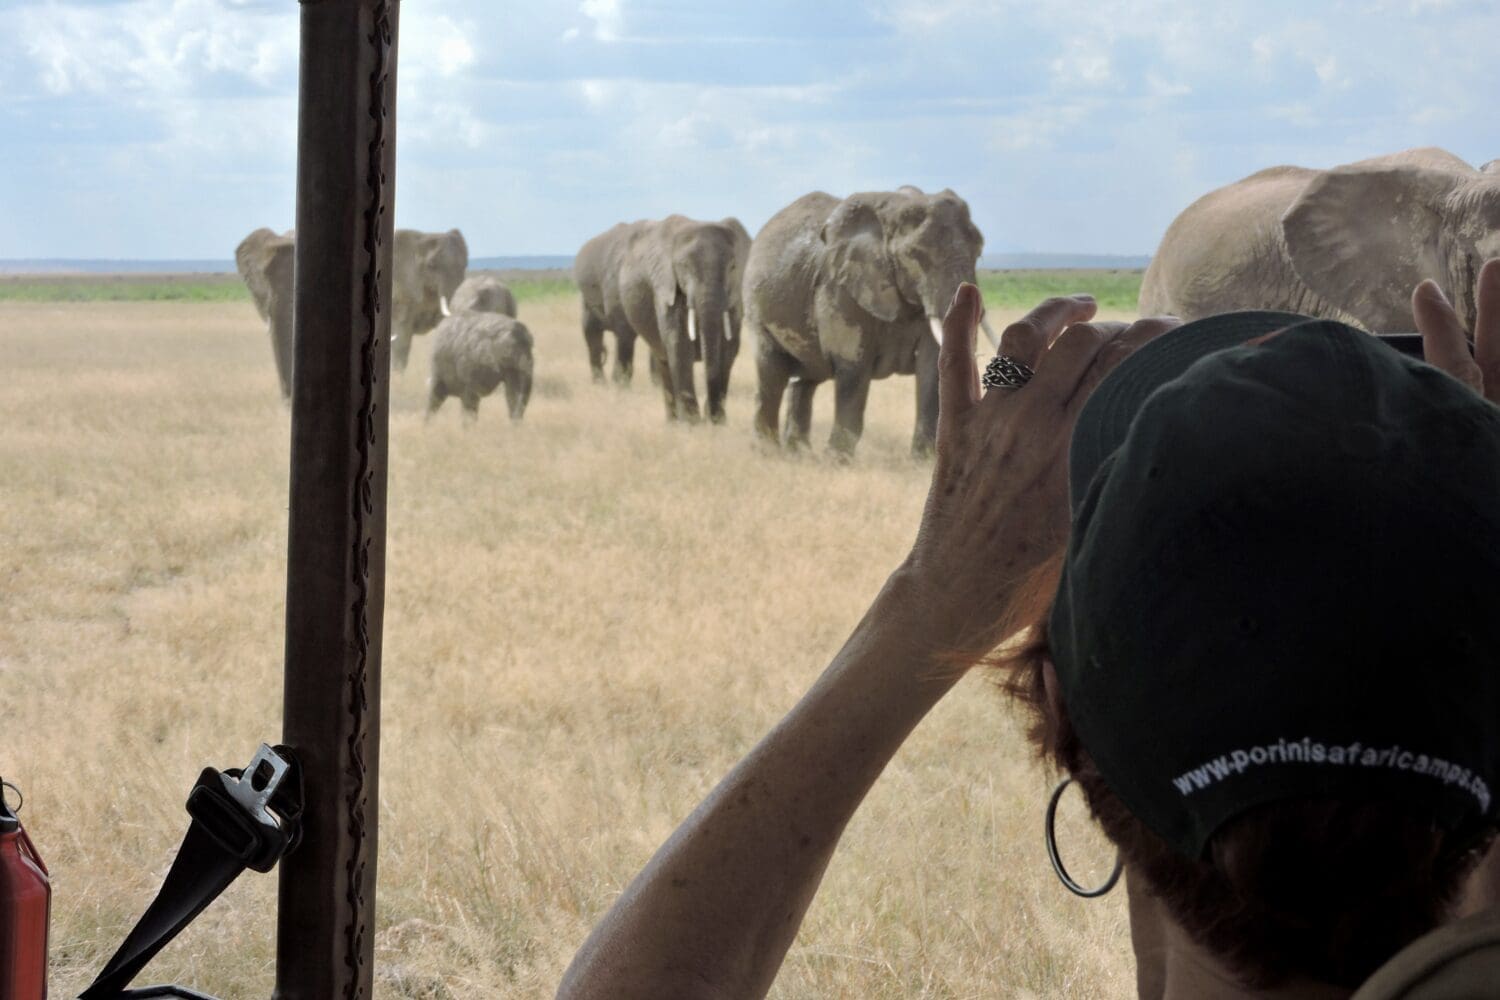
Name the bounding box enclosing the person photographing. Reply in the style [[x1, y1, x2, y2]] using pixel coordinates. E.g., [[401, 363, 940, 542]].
[[560, 260, 1500, 999]]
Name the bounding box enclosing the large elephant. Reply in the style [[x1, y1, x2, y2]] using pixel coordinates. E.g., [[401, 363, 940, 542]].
[[575, 215, 751, 422], [235, 227, 296, 400], [391, 228, 468, 371], [744, 187, 991, 458], [1140, 148, 1500, 332]]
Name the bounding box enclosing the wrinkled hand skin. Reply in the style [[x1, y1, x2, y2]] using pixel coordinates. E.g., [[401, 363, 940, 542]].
[[899, 283, 1180, 655], [1413, 257, 1500, 404]]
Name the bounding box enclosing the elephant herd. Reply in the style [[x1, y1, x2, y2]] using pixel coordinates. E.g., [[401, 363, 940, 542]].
[[236, 146, 1500, 456], [236, 227, 533, 420]]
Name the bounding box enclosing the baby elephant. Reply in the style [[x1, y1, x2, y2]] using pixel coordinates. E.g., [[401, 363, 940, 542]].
[[428, 313, 534, 422], [450, 274, 518, 317]]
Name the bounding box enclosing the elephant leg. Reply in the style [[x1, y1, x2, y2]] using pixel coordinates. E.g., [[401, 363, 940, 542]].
[[503, 380, 524, 421], [391, 327, 414, 372], [663, 309, 701, 423], [269, 324, 293, 401], [828, 364, 872, 458], [705, 360, 730, 426], [583, 312, 607, 383], [614, 330, 637, 387], [426, 380, 447, 421], [786, 378, 818, 451], [911, 335, 940, 458], [460, 394, 480, 424], [754, 334, 795, 446], [653, 353, 677, 420]]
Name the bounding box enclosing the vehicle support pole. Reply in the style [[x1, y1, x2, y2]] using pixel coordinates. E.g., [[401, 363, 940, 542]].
[[276, 3, 398, 998]]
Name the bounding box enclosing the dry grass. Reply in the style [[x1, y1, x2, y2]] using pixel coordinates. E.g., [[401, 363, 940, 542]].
[[1, 291, 1136, 997]]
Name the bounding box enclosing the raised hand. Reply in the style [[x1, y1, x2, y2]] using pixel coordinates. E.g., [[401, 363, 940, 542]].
[[1412, 257, 1500, 403], [902, 284, 1178, 655]]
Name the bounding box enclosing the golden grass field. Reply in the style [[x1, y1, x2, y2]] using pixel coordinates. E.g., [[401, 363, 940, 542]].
[[2, 288, 1137, 997]]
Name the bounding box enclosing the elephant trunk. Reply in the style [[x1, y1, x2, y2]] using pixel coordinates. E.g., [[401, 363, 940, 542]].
[[694, 300, 728, 359], [928, 316, 945, 347]]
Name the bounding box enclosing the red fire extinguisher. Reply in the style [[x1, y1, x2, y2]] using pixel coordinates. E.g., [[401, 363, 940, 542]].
[[1, 778, 49, 999]]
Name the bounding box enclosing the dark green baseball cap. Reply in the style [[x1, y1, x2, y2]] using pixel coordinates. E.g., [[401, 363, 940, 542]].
[[1049, 313, 1500, 859]]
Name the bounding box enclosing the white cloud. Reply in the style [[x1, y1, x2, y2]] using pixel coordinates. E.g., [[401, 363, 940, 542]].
[[580, 0, 624, 42], [17, 0, 297, 97]]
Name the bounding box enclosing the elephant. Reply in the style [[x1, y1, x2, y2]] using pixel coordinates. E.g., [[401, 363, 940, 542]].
[[391, 228, 469, 372], [744, 187, 993, 458], [451, 274, 517, 317], [1140, 147, 1500, 333], [574, 215, 752, 422], [235, 228, 297, 399], [236, 226, 469, 392], [427, 313, 533, 422]]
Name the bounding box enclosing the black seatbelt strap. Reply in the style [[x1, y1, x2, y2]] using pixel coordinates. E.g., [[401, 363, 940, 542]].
[[78, 745, 303, 1000]]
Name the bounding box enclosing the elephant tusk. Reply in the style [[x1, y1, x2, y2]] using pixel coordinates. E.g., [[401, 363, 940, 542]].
[[929, 316, 945, 347], [687, 307, 697, 342], [980, 316, 1000, 349], [724, 311, 733, 341], [439, 295, 452, 318]]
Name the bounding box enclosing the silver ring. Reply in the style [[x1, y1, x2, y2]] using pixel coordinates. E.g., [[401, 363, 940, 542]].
[[981, 354, 1035, 391]]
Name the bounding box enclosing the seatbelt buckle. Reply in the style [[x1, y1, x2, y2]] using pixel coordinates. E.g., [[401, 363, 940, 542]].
[[185, 744, 302, 874]]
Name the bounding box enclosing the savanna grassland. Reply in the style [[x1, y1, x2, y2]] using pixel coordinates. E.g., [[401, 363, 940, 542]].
[[1, 272, 1139, 998]]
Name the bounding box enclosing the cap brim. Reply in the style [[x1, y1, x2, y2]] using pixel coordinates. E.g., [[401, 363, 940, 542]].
[[1069, 311, 1313, 509]]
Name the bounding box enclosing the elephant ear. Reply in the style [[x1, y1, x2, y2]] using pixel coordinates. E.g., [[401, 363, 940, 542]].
[[721, 217, 752, 253], [645, 232, 682, 307], [820, 197, 902, 322], [266, 239, 295, 293], [1283, 164, 1458, 327]]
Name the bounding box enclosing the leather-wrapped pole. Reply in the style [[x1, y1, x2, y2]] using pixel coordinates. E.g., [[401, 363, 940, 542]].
[[275, 3, 398, 998]]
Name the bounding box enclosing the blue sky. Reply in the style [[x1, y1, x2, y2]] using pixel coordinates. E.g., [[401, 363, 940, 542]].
[[1, 0, 1497, 259]]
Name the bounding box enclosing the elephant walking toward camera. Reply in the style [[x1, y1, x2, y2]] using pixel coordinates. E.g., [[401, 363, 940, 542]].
[[391, 228, 468, 372], [745, 187, 992, 458], [235, 227, 296, 400], [575, 215, 751, 422], [1141, 147, 1500, 331]]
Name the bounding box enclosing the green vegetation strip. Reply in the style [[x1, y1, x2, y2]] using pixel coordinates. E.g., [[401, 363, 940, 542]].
[[976, 270, 1142, 312], [0, 270, 1143, 309], [0, 279, 250, 302]]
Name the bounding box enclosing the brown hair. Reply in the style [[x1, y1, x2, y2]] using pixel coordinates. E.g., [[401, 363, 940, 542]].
[[993, 550, 1495, 989]]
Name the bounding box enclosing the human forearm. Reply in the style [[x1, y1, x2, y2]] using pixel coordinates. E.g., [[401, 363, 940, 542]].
[[557, 569, 967, 1000]]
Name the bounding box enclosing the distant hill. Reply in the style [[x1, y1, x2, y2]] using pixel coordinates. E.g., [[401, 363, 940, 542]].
[[1, 252, 1148, 275], [979, 253, 1150, 270]]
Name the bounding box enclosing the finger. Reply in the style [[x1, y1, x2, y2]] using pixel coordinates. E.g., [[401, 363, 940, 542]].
[[1413, 279, 1484, 394], [999, 295, 1097, 369], [1025, 320, 1109, 408], [1475, 258, 1500, 403], [938, 283, 982, 434], [1080, 317, 1182, 397]]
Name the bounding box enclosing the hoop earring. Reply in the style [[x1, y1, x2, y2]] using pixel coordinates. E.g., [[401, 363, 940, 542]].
[[1045, 777, 1123, 898]]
